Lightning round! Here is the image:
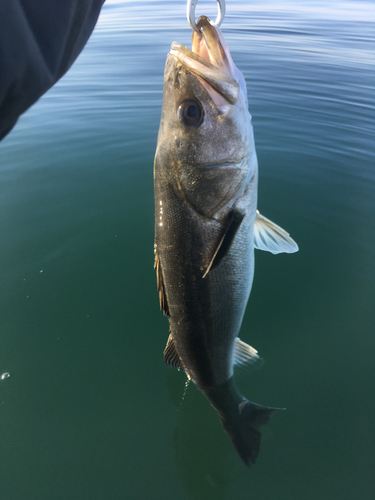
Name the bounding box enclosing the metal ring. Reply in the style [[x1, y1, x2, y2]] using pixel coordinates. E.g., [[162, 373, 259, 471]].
[[187, 0, 226, 32]]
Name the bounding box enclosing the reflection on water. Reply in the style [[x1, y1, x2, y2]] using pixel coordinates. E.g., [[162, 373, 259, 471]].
[[0, 1, 374, 499]]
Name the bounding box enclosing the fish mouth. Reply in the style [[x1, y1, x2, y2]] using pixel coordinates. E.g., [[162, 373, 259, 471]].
[[169, 16, 240, 105], [191, 16, 236, 77]]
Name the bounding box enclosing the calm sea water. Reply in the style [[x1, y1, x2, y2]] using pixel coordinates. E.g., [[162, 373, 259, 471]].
[[0, 1, 374, 498]]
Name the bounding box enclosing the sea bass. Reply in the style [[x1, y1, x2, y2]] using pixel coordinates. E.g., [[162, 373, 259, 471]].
[[154, 16, 298, 466]]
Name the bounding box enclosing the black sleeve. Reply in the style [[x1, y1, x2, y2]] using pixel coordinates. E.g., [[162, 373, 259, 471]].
[[0, 0, 105, 141]]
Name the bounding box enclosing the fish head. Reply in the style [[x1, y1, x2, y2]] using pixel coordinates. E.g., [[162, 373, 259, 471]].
[[155, 16, 257, 220]]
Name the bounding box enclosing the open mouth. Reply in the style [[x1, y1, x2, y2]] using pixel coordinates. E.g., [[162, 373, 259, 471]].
[[191, 16, 235, 77], [169, 16, 239, 106]]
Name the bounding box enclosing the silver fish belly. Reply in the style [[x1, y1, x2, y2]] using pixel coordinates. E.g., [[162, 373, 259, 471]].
[[154, 16, 298, 466]]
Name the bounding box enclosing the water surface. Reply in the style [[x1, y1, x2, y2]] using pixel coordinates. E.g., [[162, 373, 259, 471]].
[[0, 1, 374, 498]]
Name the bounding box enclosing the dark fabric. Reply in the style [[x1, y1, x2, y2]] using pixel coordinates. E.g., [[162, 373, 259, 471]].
[[0, 0, 105, 141]]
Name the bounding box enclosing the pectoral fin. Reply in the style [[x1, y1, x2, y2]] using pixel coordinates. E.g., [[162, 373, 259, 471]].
[[203, 210, 244, 278], [254, 211, 298, 254], [154, 245, 169, 316], [164, 334, 184, 371]]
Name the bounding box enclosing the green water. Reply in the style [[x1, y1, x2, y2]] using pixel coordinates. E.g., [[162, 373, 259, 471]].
[[0, 1, 374, 498]]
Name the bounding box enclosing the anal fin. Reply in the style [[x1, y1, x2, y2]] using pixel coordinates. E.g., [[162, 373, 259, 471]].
[[164, 334, 184, 371], [234, 338, 263, 370]]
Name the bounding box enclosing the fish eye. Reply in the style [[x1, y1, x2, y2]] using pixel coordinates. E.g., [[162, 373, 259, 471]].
[[178, 100, 203, 127]]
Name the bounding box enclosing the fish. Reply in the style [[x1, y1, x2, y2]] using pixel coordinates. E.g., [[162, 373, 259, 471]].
[[153, 15, 298, 467]]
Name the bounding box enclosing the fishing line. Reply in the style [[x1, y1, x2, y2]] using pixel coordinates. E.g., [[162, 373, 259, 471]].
[[177, 376, 191, 411]]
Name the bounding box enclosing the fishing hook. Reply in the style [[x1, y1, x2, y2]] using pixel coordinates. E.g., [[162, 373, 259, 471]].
[[187, 0, 226, 32]]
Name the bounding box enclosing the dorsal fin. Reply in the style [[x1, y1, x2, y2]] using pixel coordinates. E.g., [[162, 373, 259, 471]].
[[203, 210, 244, 278], [254, 211, 298, 254], [164, 334, 184, 371], [154, 244, 169, 316]]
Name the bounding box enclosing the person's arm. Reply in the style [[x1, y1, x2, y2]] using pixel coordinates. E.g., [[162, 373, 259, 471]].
[[0, 0, 105, 141]]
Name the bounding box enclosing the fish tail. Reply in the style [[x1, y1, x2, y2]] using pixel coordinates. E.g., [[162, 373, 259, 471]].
[[218, 400, 277, 467], [202, 377, 278, 467]]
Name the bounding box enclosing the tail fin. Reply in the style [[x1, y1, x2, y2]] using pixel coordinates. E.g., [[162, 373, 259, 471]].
[[218, 400, 277, 467], [202, 377, 278, 467]]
